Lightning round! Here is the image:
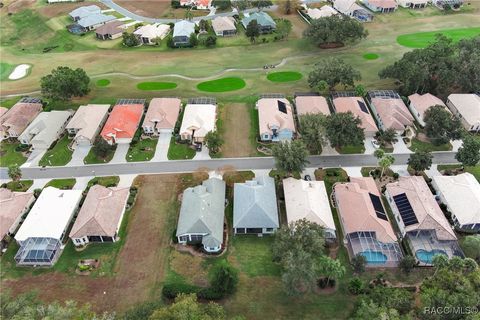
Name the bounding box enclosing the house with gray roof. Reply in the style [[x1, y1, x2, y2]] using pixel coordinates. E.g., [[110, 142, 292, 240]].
[[233, 176, 279, 235], [176, 178, 226, 253], [173, 20, 196, 47], [77, 13, 116, 32], [69, 5, 101, 21], [241, 12, 276, 34]]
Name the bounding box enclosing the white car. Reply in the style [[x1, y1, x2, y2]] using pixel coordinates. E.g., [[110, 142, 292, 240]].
[[371, 139, 381, 149]]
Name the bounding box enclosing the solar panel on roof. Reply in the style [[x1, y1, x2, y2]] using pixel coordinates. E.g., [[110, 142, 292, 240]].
[[19, 97, 42, 104], [188, 97, 216, 105], [278, 100, 287, 114], [358, 101, 370, 114], [393, 193, 418, 226], [116, 98, 146, 105], [369, 193, 387, 221]]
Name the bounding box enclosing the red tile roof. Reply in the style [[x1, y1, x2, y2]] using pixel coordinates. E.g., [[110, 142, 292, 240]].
[[101, 104, 143, 142]]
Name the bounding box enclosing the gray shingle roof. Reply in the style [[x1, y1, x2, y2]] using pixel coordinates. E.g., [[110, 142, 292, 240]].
[[69, 5, 101, 19], [233, 176, 279, 229], [173, 20, 195, 38], [78, 13, 116, 28], [176, 178, 225, 248], [241, 12, 276, 28]]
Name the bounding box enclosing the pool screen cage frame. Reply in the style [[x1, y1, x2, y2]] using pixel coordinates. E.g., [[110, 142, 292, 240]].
[[347, 231, 403, 266], [405, 229, 464, 264], [14, 237, 61, 266]]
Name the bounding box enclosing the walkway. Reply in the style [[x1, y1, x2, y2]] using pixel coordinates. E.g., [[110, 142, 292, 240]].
[[68, 146, 91, 166], [151, 133, 171, 161]]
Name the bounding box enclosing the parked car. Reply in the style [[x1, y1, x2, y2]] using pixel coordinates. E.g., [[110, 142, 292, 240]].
[[371, 139, 380, 149], [195, 143, 202, 152], [304, 175, 312, 181]]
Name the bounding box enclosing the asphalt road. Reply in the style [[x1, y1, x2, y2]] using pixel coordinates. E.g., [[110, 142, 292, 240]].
[[0, 152, 459, 180]]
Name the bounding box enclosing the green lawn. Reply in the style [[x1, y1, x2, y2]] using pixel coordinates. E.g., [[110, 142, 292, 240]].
[[410, 138, 452, 152], [397, 27, 480, 48], [0, 142, 27, 167], [0, 62, 15, 81], [136, 82, 178, 90], [362, 53, 379, 60], [336, 144, 365, 154], [87, 176, 120, 188], [196, 77, 246, 92], [84, 145, 117, 164], [231, 236, 281, 277], [266, 71, 303, 82], [44, 178, 76, 190], [126, 138, 157, 162], [167, 138, 195, 160], [4, 180, 33, 192], [96, 79, 111, 87], [38, 135, 73, 166], [437, 164, 480, 182]]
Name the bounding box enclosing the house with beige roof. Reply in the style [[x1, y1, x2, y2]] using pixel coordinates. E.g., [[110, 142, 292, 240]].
[[70, 185, 130, 247], [66, 104, 110, 147], [257, 98, 296, 141], [408, 93, 446, 127], [446, 94, 480, 132], [0, 97, 43, 141], [142, 98, 181, 136], [295, 95, 331, 116], [95, 20, 124, 40], [333, 177, 403, 267], [0, 188, 35, 247], [332, 96, 378, 136], [134, 24, 171, 45], [212, 16, 237, 37], [18, 110, 73, 150], [0, 107, 7, 118], [333, 0, 373, 22], [432, 173, 480, 233], [306, 6, 338, 19], [363, 0, 398, 12], [367, 91, 414, 132], [396, 0, 428, 8], [180, 104, 216, 143], [385, 176, 462, 266], [283, 178, 336, 239]]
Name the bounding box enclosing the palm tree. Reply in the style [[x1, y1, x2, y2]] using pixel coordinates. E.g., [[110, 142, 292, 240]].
[[375, 128, 398, 147], [8, 164, 22, 188], [185, 9, 193, 21]]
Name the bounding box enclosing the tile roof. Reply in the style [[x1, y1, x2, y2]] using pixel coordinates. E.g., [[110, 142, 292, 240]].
[[95, 20, 124, 36], [211, 16, 236, 33], [0, 100, 43, 137], [367, 0, 398, 8], [408, 93, 446, 121], [371, 97, 414, 131], [332, 96, 378, 134], [180, 104, 216, 139], [295, 96, 330, 116], [0, 188, 34, 240], [18, 111, 73, 148], [447, 94, 480, 126], [66, 104, 110, 142], [101, 104, 144, 142], [134, 24, 171, 40], [0, 107, 7, 118], [143, 98, 181, 130], [257, 98, 296, 136], [306, 6, 338, 19], [70, 185, 130, 239]]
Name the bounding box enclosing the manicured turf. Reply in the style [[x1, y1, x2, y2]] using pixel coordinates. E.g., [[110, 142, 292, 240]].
[[126, 138, 157, 162], [397, 27, 480, 48], [4, 180, 33, 192], [136, 81, 177, 91], [336, 144, 365, 154], [266, 71, 303, 83], [363, 53, 379, 60], [437, 164, 480, 182], [231, 236, 281, 277], [38, 135, 73, 167], [84, 144, 117, 164], [45, 178, 76, 190], [0, 142, 27, 167], [96, 79, 111, 87], [167, 138, 195, 160], [410, 138, 452, 152], [196, 77, 246, 92], [87, 176, 120, 188], [0, 62, 15, 81]]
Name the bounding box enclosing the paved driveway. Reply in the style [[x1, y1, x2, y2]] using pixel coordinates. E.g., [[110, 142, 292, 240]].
[[22, 149, 47, 168], [391, 165, 410, 177], [73, 176, 93, 191], [322, 142, 339, 155], [364, 138, 377, 155], [393, 138, 412, 154], [152, 133, 171, 161], [344, 166, 363, 177], [27, 178, 50, 192], [111, 144, 130, 163], [118, 174, 137, 187], [68, 146, 92, 166], [193, 146, 211, 160]]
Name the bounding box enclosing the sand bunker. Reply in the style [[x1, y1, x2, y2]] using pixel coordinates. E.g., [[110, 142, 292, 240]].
[[8, 64, 30, 80]]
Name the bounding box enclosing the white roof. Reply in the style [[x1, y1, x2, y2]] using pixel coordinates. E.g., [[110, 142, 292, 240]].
[[19, 111, 72, 147], [173, 20, 195, 38], [447, 94, 480, 126], [180, 104, 216, 138], [70, 5, 101, 18], [15, 187, 82, 242], [66, 104, 110, 142], [432, 173, 480, 226], [134, 24, 170, 40], [283, 178, 336, 231], [307, 6, 338, 19]]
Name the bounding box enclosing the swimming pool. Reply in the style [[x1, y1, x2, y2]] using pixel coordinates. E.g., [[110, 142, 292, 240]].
[[359, 250, 388, 264], [415, 249, 447, 264]]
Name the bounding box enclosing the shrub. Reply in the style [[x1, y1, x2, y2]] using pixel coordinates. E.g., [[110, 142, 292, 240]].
[[15, 144, 30, 152], [348, 277, 365, 295], [162, 283, 199, 299], [351, 254, 367, 273], [197, 287, 224, 300], [393, 172, 399, 179], [209, 260, 239, 295]]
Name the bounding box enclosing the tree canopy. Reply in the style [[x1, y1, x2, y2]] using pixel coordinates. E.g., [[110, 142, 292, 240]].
[[272, 140, 309, 174], [303, 15, 368, 47], [298, 113, 327, 154], [123, 32, 140, 47], [245, 20, 260, 42], [324, 112, 365, 148], [278, 0, 300, 14], [462, 235, 480, 262], [308, 58, 361, 90], [40, 66, 90, 101], [205, 131, 224, 155], [455, 134, 480, 167], [407, 150, 433, 174], [8, 164, 21, 182], [423, 105, 462, 145], [150, 294, 226, 320], [92, 136, 115, 158]]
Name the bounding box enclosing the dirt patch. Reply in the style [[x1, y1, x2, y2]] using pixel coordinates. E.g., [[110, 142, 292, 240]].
[[271, 9, 309, 39], [170, 251, 209, 287], [115, 0, 171, 18], [221, 103, 256, 158], [5, 0, 36, 13]]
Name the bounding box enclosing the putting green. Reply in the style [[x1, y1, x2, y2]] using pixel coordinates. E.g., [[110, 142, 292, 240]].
[[196, 77, 246, 92], [137, 82, 178, 91], [267, 71, 303, 82], [96, 79, 110, 87], [397, 27, 480, 48], [363, 53, 379, 60]]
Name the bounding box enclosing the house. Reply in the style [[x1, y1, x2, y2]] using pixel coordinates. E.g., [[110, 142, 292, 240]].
[[432, 0, 463, 9], [18, 110, 73, 150], [385, 176, 462, 266], [179, 104, 216, 143], [241, 12, 276, 34], [69, 5, 101, 21], [295, 96, 331, 116], [0, 188, 35, 248], [211, 16, 237, 37], [333, 0, 373, 22], [368, 91, 414, 132], [333, 177, 403, 267], [233, 176, 279, 235], [332, 96, 378, 136], [173, 20, 195, 47], [100, 102, 144, 145], [180, 0, 212, 9], [0, 107, 7, 118], [283, 178, 336, 239], [66, 104, 110, 147], [176, 178, 226, 253], [408, 93, 446, 127], [95, 21, 124, 40], [432, 173, 480, 233], [362, 0, 398, 12], [0, 97, 42, 140], [77, 13, 116, 32], [134, 24, 171, 45], [14, 187, 83, 266], [396, 0, 428, 8], [306, 6, 338, 19], [446, 94, 480, 132], [257, 98, 296, 141], [142, 98, 181, 136], [70, 185, 130, 247]]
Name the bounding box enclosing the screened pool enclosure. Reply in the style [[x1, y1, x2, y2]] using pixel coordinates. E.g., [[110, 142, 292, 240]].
[[15, 237, 62, 266]]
